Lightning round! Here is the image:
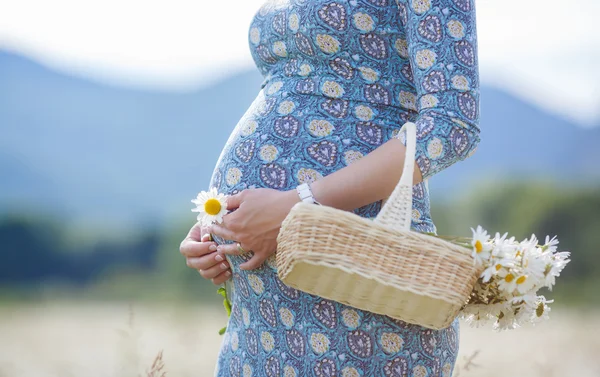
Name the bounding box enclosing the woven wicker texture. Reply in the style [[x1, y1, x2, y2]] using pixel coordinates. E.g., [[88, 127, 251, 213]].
[[276, 122, 482, 329]]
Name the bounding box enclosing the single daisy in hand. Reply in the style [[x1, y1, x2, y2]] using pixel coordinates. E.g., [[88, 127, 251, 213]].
[[191, 188, 228, 225]]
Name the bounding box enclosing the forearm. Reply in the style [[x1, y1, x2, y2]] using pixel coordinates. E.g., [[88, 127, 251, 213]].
[[308, 138, 423, 211]]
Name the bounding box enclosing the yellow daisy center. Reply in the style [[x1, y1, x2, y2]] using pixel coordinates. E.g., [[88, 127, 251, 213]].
[[504, 273, 515, 283], [475, 240, 483, 253], [516, 275, 527, 285], [204, 198, 222, 215], [495, 264, 502, 271], [536, 302, 545, 317]]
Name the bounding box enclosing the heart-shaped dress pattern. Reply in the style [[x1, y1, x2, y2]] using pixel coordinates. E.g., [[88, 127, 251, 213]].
[[416, 155, 431, 177], [235, 273, 250, 298], [285, 329, 306, 357], [454, 40, 475, 66], [257, 97, 277, 116], [272, 12, 287, 36], [265, 356, 280, 377], [364, 83, 391, 105], [367, 0, 388, 6], [312, 300, 337, 328], [308, 140, 338, 166], [295, 33, 315, 56], [413, 183, 425, 199], [260, 163, 287, 189], [235, 139, 256, 163], [275, 278, 300, 299], [396, 2, 408, 25], [418, 14, 443, 43], [284, 59, 299, 76], [419, 329, 437, 355], [360, 33, 388, 60], [321, 98, 349, 118], [256, 45, 277, 64], [445, 323, 459, 354], [383, 356, 409, 377], [357, 122, 383, 145], [453, 0, 471, 12], [318, 3, 347, 31], [450, 127, 469, 155], [416, 115, 435, 137], [229, 356, 241, 377], [401, 64, 414, 82], [259, 298, 278, 327], [274, 116, 300, 138], [423, 70, 446, 92], [296, 79, 316, 94], [313, 358, 337, 377], [457, 92, 477, 120], [347, 330, 373, 358], [245, 328, 259, 356], [330, 57, 355, 80]]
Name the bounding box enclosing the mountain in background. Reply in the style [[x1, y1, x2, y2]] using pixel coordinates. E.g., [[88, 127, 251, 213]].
[[1, 50, 599, 228]]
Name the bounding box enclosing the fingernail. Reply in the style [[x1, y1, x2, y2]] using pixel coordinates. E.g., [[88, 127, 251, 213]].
[[215, 254, 224, 262], [209, 244, 217, 251], [225, 271, 231, 277], [220, 263, 228, 270]]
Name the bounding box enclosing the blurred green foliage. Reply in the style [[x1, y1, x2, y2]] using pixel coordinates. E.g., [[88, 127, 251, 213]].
[[0, 181, 598, 308]]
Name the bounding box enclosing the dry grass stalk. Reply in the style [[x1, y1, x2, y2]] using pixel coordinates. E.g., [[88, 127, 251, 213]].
[[453, 350, 481, 377], [144, 350, 166, 377]]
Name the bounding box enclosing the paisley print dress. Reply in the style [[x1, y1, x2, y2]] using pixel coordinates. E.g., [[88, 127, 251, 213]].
[[209, 0, 481, 376]]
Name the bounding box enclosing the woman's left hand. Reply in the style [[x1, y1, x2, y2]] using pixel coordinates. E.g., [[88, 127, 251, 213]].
[[209, 188, 299, 271]]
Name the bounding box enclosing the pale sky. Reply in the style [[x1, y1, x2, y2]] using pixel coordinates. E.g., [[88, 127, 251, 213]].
[[0, 0, 598, 126]]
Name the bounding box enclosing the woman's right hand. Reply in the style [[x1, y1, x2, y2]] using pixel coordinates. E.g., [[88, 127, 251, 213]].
[[179, 222, 232, 285]]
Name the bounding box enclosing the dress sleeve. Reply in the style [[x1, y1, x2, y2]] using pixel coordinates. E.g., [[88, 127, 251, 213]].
[[395, 0, 481, 180]]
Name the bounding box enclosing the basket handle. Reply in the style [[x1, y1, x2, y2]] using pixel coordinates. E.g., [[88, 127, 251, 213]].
[[373, 121, 417, 232]]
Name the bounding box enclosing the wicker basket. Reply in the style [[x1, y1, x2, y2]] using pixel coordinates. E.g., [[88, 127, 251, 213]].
[[276, 122, 482, 330]]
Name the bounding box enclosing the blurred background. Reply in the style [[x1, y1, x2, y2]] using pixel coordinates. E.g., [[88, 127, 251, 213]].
[[1, 0, 599, 376]]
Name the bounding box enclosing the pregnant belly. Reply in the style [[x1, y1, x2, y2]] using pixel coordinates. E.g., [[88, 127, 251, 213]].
[[209, 90, 408, 197]]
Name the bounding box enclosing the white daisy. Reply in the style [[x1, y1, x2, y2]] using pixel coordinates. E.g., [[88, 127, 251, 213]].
[[497, 268, 518, 294], [542, 235, 559, 253], [471, 225, 492, 266], [191, 188, 228, 225], [531, 295, 554, 324], [544, 250, 571, 289]]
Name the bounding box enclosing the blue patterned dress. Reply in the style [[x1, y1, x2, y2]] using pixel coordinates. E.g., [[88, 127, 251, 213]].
[[209, 0, 480, 376]]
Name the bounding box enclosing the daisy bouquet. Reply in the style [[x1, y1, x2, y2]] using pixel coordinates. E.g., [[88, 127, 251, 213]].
[[453, 226, 571, 331]]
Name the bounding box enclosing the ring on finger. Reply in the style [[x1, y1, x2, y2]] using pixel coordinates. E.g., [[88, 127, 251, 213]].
[[236, 242, 249, 254]]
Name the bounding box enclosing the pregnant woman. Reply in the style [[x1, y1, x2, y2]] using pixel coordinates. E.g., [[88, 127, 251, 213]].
[[180, 0, 480, 375]]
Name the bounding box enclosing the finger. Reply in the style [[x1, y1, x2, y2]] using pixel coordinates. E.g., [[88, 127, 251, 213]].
[[239, 254, 268, 271], [210, 224, 238, 242], [186, 252, 227, 271], [217, 242, 248, 256], [180, 238, 217, 257], [211, 270, 232, 286], [226, 190, 244, 210], [185, 222, 203, 242], [200, 225, 212, 242], [188, 258, 230, 279]]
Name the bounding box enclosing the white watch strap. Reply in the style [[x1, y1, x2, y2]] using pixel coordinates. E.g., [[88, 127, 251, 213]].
[[296, 183, 321, 205]]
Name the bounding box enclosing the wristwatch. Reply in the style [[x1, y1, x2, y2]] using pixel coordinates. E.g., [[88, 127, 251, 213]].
[[296, 183, 322, 205]]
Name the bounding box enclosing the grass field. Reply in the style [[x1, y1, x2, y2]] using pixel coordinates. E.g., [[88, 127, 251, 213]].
[[0, 302, 598, 377]]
